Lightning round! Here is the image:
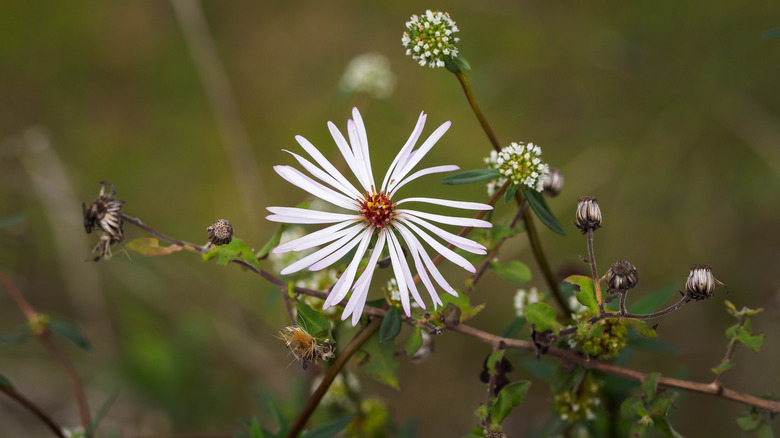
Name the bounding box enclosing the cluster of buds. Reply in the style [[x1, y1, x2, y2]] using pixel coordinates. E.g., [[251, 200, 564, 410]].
[[552, 374, 602, 423], [484, 142, 550, 195], [402, 10, 460, 68], [83, 181, 124, 260]]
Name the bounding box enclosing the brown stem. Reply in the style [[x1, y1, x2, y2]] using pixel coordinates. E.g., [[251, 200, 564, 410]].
[[586, 229, 604, 314], [0, 384, 66, 438], [285, 317, 382, 438], [121, 214, 208, 253]]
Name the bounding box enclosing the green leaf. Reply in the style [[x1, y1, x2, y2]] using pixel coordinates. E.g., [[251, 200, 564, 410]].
[[0, 372, 13, 389], [380, 307, 402, 342], [489, 260, 531, 285], [630, 283, 678, 314], [0, 327, 31, 346], [654, 418, 685, 438], [564, 275, 600, 315], [126, 237, 183, 256], [623, 319, 658, 338], [404, 326, 423, 355], [523, 302, 562, 333], [296, 301, 331, 339], [49, 320, 91, 351], [0, 211, 27, 229], [485, 350, 506, 377], [249, 417, 265, 438], [737, 330, 764, 352], [629, 422, 649, 438], [736, 413, 762, 431], [441, 169, 500, 185], [756, 421, 774, 438], [620, 397, 645, 418], [440, 292, 485, 321], [489, 381, 531, 425], [454, 53, 471, 71], [256, 223, 290, 259], [711, 360, 735, 374], [300, 412, 356, 438], [443, 56, 462, 74], [523, 187, 566, 236], [763, 27, 780, 39], [641, 372, 661, 402], [356, 332, 399, 389], [255, 388, 290, 435], [504, 183, 518, 203], [85, 389, 120, 437], [203, 238, 262, 271], [648, 391, 679, 418]]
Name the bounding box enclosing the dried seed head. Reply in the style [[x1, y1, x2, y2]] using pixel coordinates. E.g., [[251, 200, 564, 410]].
[[278, 325, 335, 370], [686, 264, 717, 300], [543, 166, 564, 197], [605, 260, 638, 291], [575, 196, 602, 234], [207, 219, 233, 246], [84, 181, 125, 261], [485, 430, 508, 438]]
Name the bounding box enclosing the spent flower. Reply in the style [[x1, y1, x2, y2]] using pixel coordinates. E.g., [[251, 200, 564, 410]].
[[267, 108, 492, 325], [484, 142, 550, 195], [402, 10, 460, 68]]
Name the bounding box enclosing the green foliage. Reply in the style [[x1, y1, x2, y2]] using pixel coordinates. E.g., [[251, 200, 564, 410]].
[[489, 381, 531, 426], [503, 182, 518, 203], [737, 399, 778, 438], [621, 373, 683, 438], [574, 318, 629, 360], [712, 300, 765, 378], [86, 389, 120, 437], [356, 332, 399, 389], [440, 292, 485, 321], [489, 260, 531, 285], [296, 300, 331, 339], [256, 223, 291, 259], [485, 350, 506, 377], [301, 412, 356, 438], [552, 370, 603, 424], [404, 326, 423, 356], [379, 307, 402, 342], [523, 302, 562, 334], [522, 187, 566, 236], [49, 319, 91, 351], [202, 238, 261, 270], [440, 169, 501, 185], [125, 237, 183, 256], [0, 326, 31, 346], [623, 319, 658, 339], [565, 275, 600, 315]]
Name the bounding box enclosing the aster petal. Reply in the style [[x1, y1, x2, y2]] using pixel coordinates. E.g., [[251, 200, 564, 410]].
[[328, 121, 371, 192], [381, 111, 427, 191], [387, 165, 459, 197], [397, 215, 486, 255], [393, 222, 456, 297], [273, 221, 357, 254], [393, 222, 442, 308], [400, 219, 476, 273], [342, 232, 387, 325], [279, 224, 366, 275], [387, 121, 451, 194], [396, 209, 492, 229], [266, 207, 359, 224], [294, 136, 363, 199], [274, 165, 359, 210], [396, 197, 493, 211], [385, 231, 412, 316], [348, 108, 376, 189], [323, 227, 374, 308], [283, 149, 361, 199], [307, 224, 371, 271]]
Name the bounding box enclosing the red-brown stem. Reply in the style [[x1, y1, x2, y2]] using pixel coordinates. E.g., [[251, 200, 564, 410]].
[[0, 384, 66, 438]]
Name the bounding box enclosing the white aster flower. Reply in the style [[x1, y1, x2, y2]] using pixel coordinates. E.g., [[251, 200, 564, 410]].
[[339, 52, 396, 99], [484, 142, 550, 195], [402, 10, 460, 68], [267, 108, 492, 325]]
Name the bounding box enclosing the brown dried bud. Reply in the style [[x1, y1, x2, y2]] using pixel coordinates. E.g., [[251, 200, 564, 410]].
[[207, 219, 233, 246], [686, 264, 716, 300], [605, 260, 638, 291], [485, 430, 508, 438], [575, 196, 602, 233], [84, 181, 125, 261], [543, 166, 564, 197]]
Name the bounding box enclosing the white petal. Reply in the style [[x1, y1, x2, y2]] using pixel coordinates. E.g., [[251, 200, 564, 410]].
[[279, 225, 365, 275], [342, 232, 387, 325], [400, 219, 476, 273], [387, 165, 459, 197], [294, 136, 363, 199], [349, 108, 376, 189], [397, 209, 492, 228], [323, 227, 374, 308], [273, 221, 357, 253], [308, 225, 371, 271], [398, 215, 486, 255], [381, 111, 427, 191], [274, 165, 359, 210], [396, 197, 493, 211], [393, 222, 457, 297], [328, 121, 371, 192], [394, 223, 443, 307], [387, 121, 451, 193], [386, 231, 412, 316], [283, 149, 361, 199], [266, 207, 359, 224]]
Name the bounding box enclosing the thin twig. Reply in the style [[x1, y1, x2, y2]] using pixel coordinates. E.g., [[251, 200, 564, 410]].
[[586, 228, 604, 315], [0, 384, 66, 438]]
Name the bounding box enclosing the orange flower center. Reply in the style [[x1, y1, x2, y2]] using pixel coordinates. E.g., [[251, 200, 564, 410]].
[[358, 188, 395, 228]]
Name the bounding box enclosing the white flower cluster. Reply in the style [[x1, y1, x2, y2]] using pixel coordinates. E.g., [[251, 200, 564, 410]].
[[513, 287, 540, 316], [402, 10, 460, 68], [339, 52, 396, 99], [484, 142, 550, 195]]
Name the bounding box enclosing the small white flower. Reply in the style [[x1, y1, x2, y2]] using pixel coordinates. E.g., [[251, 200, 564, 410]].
[[267, 108, 492, 325], [484, 142, 550, 195], [338, 52, 396, 99], [513, 287, 541, 316], [402, 10, 460, 68]]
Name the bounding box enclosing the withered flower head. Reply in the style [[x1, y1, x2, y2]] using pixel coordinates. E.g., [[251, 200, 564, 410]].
[[605, 260, 638, 291], [83, 181, 125, 260], [575, 196, 602, 234], [278, 325, 335, 370], [206, 219, 233, 246], [686, 264, 717, 301], [485, 430, 508, 438], [543, 166, 564, 197]]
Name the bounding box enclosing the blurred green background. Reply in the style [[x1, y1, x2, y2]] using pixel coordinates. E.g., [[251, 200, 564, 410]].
[[1, 1, 779, 436]]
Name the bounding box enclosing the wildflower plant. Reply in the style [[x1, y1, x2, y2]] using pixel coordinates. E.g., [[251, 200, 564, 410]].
[[4, 7, 779, 438]]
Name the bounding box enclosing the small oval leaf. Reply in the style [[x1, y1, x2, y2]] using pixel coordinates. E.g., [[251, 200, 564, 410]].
[[523, 187, 566, 236], [380, 307, 402, 342], [49, 320, 91, 351], [490, 260, 532, 285]]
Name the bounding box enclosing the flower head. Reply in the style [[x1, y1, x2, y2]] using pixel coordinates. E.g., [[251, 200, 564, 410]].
[[339, 52, 396, 99], [83, 181, 124, 260], [484, 142, 550, 195], [267, 108, 492, 325], [685, 264, 718, 301], [574, 196, 602, 233], [206, 219, 233, 246], [402, 10, 460, 68], [605, 260, 638, 292]]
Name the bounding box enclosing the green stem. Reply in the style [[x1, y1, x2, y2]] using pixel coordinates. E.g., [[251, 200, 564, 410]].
[[453, 71, 568, 316], [285, 317, 382, 438]]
